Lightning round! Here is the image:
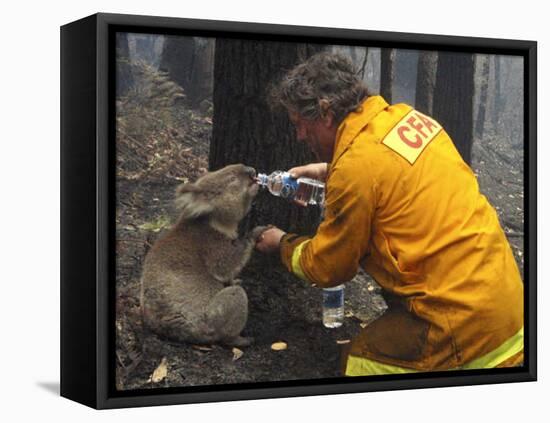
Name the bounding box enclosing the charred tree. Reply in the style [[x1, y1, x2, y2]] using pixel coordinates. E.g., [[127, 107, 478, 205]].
[[191, 38, 215, 107], [475, 54, 491, 139], [211, 39, 323, 235], [349, 45, 358, 64], [415, 51, 438, 115], [359, 48, 369, 80], [159, 35, 194, 93], [432, 51, 475, 164], [116, 33, 133, 97], [492, 55, 504, 128], [160, 36, 215, 108], [380, 48, 395, 103], [393, 50, 418, 104]]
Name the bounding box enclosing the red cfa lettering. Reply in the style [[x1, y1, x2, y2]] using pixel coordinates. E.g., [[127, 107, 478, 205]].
[[397, 111, 440, 149], [415, 112, 437, 133], [382, 109, 442, 164], [398, 125, 423, 148], [407, 116, 427, 138]]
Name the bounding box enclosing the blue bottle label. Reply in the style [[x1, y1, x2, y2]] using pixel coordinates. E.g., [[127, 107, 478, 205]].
[[280, 174, 299, 199]]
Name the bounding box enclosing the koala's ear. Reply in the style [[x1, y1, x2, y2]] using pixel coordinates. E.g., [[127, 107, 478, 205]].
[[175, 183, 214, 220]]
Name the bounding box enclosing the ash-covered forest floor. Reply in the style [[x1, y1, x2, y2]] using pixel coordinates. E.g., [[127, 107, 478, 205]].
[[471, 131, 525, 279], [115, 85, 524, 391]]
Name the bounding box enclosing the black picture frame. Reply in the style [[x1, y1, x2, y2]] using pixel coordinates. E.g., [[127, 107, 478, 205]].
[[60, 12, 537, 409]]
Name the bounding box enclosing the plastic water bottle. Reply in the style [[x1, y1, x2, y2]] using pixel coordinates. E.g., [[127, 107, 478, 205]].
[[322, 285, 344, 328], [256, 171, 325, 206]]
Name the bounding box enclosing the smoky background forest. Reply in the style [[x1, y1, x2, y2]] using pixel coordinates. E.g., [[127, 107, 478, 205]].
[[115, 33, 525, 390]]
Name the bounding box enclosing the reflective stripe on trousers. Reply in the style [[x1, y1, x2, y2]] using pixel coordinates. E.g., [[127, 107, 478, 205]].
[[345, 327, 524, 376]]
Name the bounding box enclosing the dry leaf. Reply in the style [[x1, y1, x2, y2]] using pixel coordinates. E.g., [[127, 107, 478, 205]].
[[271, 341, 288, 351], [232, 347, 244, 361], [148, 357, 168, 383], [344, 310, 354, 318], [360, 323, 368, 329], [192, 345, 213, 352], [336, 339, 351, 345]]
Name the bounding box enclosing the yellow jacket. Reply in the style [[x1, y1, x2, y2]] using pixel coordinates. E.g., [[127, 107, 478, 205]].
[[280, 96, 523, 371]]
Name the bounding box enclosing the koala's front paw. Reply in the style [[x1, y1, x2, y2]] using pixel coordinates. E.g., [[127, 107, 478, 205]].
[[249, 225, 273, 241]]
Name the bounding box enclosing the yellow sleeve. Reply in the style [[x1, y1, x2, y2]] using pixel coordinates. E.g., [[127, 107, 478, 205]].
[[280, 163, 376, 287]]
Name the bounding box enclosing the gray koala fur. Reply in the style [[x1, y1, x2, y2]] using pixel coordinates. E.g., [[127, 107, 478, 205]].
[[140, 164, 267, 347]]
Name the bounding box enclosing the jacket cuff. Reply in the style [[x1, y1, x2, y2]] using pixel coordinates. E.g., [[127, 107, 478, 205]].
[[280, 233, 310, 273]]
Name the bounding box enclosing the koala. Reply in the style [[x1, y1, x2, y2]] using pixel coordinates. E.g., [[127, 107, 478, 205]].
[[140, 164, 266, 347]]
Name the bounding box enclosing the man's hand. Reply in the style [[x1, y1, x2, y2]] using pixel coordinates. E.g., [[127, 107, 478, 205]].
[[286, 163, 328, 207], [254, 226, 286, 254], [288, 162, 328, 181]]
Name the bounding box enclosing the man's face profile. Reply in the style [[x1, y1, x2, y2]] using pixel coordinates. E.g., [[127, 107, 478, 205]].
[[289, 111, 337, 162]]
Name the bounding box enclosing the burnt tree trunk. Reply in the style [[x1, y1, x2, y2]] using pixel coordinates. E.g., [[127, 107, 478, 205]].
[[492, 55, 504, 128], [116, 33, 133, 97], [475, 54, 490, 139], [415, 51, 438, 115], [190, 38, 215, 107], [211, 39, 323, 235], [160, 36, 215, 108], [432, 51, 475, 164], [349, 45, 358, 63], [160, 35, 194, 92], [394, 50, 418, 104], [380, 48, 395, 103], [359, 48, 369, 80]]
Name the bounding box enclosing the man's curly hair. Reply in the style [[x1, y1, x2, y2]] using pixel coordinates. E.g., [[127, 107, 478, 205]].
[[269, 51, 370, 124]]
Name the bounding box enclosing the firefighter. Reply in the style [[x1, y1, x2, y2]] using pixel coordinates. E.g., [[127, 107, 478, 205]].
[[255, 52, 524, 375]]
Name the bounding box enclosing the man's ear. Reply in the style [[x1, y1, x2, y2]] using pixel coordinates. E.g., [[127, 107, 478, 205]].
[[175, 183, 214, 220], [318, 99, 334, 127]]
